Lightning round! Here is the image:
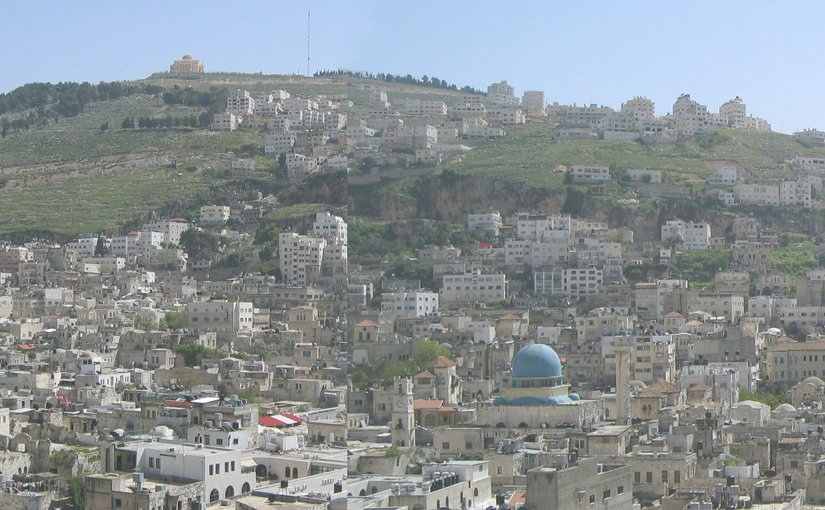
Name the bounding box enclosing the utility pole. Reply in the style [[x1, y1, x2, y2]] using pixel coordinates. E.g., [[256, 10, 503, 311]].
[[307, 11, 311, 77]]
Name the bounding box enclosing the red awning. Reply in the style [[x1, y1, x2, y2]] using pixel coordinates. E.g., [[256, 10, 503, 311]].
[[259, 415, 289, 427], [281, 412, 304, 423]]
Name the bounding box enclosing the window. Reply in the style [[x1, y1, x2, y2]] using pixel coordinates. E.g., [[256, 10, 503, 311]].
[[617, 485, 624, 495], [209, 465, 214, 475], [634, 472, 640, 483], [156, 458, 160, 470], [589, 495, 595, 504], [442, 442, 450, 449], [149, 458, 154, 468], [674, 471, 680, 483], [662, 470, 668, 483], [603, 490, 611, 499], [646, 472, 652, 483]]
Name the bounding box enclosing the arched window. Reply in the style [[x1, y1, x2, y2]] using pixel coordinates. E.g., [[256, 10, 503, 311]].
[[285, 467, 291, 478], [225, 486, 234, 498], [474, 488, 479, 497], [209, 489, 220, 502], [359, 489, 366, 496], [292, 467, 298, 478], [241, 482, 251, 493]]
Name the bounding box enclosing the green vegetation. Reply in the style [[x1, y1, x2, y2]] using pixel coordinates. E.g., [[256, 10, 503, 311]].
[[771, 248, 818, 277], [164, 311, 189, 330], [0, 167, 211, 236], [672, 247, 731, 283], [350, 340, 451, 390], [385, 445, 402, 458], [67, 476, 85, 509], [412, 340, 451, 368], [739, 388, 789, 409], [173, 344, 227, 366]]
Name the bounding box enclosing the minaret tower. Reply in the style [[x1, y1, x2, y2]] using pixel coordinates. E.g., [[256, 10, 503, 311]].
[[391, 378, 415, 447]]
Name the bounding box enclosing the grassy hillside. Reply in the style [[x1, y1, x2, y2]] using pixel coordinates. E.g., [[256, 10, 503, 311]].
[[440, 123, 825, 188], [3, 71, 825, 239]]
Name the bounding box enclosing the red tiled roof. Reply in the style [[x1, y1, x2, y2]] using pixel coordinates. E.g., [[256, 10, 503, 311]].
[[432, 356, 456, 368], [354, 319, 378, 328], [414, 399, 444, 410], [164, 400, 192, 409]]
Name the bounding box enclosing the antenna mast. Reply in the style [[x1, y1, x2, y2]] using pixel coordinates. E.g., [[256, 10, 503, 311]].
[[307, 11, 311, 76]]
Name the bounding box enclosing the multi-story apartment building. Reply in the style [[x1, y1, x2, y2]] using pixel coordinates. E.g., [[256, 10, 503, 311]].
[[525, 458, 633, 510], [264, 132, 296, 155], [144, 219, 190, 246], [381, 291, 439, 320], [687, 292, 745, 322], [621, 96, 655, 121], [210, 112, 241, 131], [779, 180, 812, 208], [631, 335, 676, 384], [103, 440, 257, 504], [719, 96, 747, 128], [707, 166, 739, 187], [734, 183, 780, 206], [569, 165, 610, 183], [199, 205, 231, 225], [279, 233, 326, 287], [521, 90, 546, 116], [467, 211, 503, 236], [487, 80, 518, 106], [226, 89, 255, 116], [187, 300, 254, 333], [516, 213, 572, 241], [763, 341, 825, 389], [660, 220, 710, 250], [440, 270, 506, 305], [312, 211, 347, 246]]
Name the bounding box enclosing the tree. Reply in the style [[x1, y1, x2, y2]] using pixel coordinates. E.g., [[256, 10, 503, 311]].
[[277, 153, 287, 177], [133, 310, 158, 331], [413, 340, 451, 370], [94, 235, 108, 256], [164, 311, 188, 330], [67, 476, 85, 509]]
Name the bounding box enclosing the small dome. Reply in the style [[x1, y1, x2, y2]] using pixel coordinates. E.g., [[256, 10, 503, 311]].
[[775, 403, 796, 413], [803, 376, 825, 386], [512, 344, 562, 379], [182, 54, 193, 60], [569, 393, 581, 401]]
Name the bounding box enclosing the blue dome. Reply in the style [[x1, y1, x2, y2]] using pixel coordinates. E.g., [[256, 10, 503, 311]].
[[512, 344, 562, 379]]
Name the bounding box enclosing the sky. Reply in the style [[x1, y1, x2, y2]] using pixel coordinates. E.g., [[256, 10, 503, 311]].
[[2, 1, 825, 133]]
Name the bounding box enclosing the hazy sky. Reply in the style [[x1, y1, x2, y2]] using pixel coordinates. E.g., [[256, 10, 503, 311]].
[[2, 1, 825, 133]]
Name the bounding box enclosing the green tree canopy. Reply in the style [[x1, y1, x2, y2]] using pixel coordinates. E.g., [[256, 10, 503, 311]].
[[164, 311, 189, 330], [413, 340, 451, 370]]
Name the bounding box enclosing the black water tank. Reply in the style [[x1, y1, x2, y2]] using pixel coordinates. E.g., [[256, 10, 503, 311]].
[[727, 475, 735, 486]]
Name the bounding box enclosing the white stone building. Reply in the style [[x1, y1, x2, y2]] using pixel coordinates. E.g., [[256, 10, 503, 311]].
[[381, 291, 439, 319], [441, 270, 506, 305], [279, 233, 325, 287]]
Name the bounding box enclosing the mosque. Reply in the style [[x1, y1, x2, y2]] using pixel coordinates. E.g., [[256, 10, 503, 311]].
[[479, 343, 604, 428]]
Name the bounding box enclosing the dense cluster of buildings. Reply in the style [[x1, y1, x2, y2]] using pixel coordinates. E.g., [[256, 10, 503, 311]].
[[9, 61, 825, 509], [551, 94, 771, 142]]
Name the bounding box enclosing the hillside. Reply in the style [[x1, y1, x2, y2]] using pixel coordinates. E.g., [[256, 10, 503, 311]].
[[2, 71, 825, 240]]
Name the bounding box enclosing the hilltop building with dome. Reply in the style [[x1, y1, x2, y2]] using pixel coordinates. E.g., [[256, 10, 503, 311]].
[[170, 54, 205, 75], [479, 343, 604, 428]]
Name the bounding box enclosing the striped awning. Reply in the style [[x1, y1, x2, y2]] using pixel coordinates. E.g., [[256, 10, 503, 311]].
[[259, 414, 300, 427]]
